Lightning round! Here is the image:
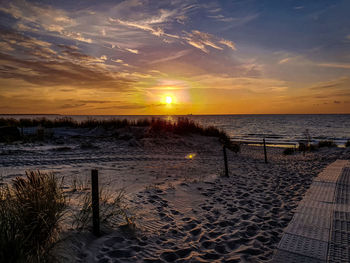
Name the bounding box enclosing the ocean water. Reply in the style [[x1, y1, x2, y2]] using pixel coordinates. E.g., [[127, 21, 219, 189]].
[[1, 114, 349, 146]]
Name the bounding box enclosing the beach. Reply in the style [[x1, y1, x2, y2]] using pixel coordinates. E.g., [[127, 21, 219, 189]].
[[1, 125, 350, 262]]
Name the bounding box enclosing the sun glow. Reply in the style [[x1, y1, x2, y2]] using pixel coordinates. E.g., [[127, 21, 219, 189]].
[[165, 96, 173, 104]]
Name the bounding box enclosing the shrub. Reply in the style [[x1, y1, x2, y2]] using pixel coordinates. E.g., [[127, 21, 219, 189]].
[[346, 140, 350, 147], [225, 141, 240, 153], [318, 140, 337, 148], [283, 148, 295, 155], [0, 171, 66, 262], [298, 142, 318, 152]]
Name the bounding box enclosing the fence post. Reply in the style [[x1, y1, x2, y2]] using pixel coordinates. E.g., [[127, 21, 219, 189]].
[[91, 169, 100, 236], [263, 138, 268, 163], [223, 145, 229, 177]]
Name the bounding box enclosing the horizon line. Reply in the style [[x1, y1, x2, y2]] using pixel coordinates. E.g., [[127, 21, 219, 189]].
[[1, 113, 350, 116]]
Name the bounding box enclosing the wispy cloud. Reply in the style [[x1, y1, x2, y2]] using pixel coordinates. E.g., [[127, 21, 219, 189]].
[[184, 30, 236, 53], [278, 58, 291, 64], [125, 48, 139, 54], [0, 30, 134, 90], [0, 1, 94, 44], [317, 63, 350, 69], [309, 77, 349, 90], [148, 50, 190, 64], [294, 6, 304, 10]]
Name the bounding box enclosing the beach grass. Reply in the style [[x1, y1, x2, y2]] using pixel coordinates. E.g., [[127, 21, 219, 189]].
[[0, 117, 238, 150], [72, 187, 134, 231], [0, 171, 66, 262]]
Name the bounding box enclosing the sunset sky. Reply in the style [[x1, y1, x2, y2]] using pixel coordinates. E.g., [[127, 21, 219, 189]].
[[0, 0, 349, 114]]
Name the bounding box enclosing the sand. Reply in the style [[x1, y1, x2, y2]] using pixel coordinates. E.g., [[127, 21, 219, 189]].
[[1, 127, 350, 262]]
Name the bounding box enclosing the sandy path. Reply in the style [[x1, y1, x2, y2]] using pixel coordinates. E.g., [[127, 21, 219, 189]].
[[74, 146, 350, 263]]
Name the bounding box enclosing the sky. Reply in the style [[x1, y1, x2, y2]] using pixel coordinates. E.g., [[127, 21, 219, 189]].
[[0, 0, 349, 115]]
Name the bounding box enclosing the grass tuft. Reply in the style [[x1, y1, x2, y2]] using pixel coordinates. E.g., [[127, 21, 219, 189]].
[[0, 171, 66, 262], [72, 188, 134, 231]]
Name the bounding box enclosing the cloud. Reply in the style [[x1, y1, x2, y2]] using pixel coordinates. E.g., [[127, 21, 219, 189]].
[[219, 39, 236, 50], [208, 14, 234, 22], [208, 8, 222, 13], [96, 104, 148, 110], [0, 52, 133, 89], [125, 48, 139, 54], [111, 18, 166, 37], [148, 50, 190, 64], [0, 0, 94, 44], [309, 77, 349, 90], [190, 74, 288, 94], [278, 58, 290, 64], [0, 30, 135, 91], [109, 8, 236, 54], [317, 63, 350, 69], [299, 77, 350, 105], [60, 103, 86, 109], [184, 30, 236, 53], [63, 32, 92, 43], [220, 14, 259, 31]]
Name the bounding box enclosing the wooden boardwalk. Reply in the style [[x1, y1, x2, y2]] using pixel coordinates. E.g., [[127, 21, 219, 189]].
[[272, 160, 350, 263]]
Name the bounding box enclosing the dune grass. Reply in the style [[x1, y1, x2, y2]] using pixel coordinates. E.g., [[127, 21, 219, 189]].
[[0, 171, 66, 263], [0, 117, 238, 150], [0, 117, 149, 129], [72, 188, 135, 232]]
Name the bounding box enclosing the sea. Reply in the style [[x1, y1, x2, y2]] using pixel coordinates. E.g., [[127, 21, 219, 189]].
[[1, 114, 349, 147]]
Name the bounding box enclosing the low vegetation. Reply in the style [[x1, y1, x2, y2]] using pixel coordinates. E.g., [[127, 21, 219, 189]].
[[72, 188, 135, 232], [0, 117, 239, 151], [298, 142, 318, 152], [318, 140, 337, 148], [345, 140, 350, 147], [0, 117, 150, 129], [283, 148, 295, 155], [0, 171, 66, 263]]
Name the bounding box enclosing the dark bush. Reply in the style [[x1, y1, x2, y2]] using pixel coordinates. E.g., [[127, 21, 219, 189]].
[[298, 142, 318, 152], [346, 140, 350, 147], [0, 126, 21, 142], [318, 140, 337, 148], [283, 148, 295, 155], [226, 142, 240, 153]]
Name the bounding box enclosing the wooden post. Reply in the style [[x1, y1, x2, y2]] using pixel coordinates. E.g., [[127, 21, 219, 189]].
[[263, 138, 268, 163], [223, 145, 229, 177], [91, 169, 100, 236]]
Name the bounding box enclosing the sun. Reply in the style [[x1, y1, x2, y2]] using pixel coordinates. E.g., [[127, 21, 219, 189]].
[[165, 96, 172, 104]]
